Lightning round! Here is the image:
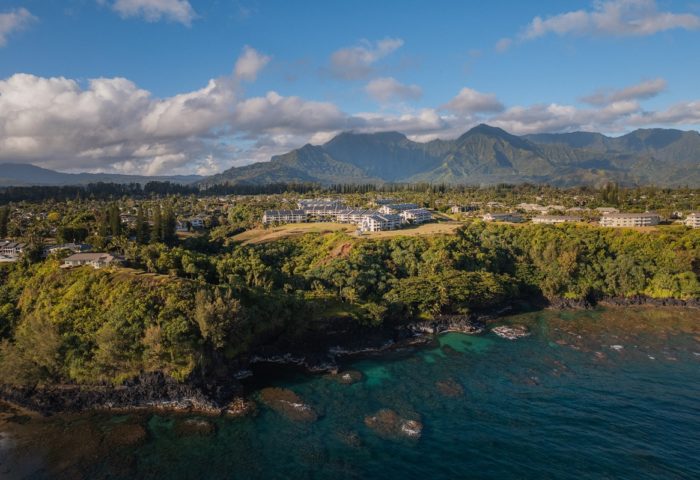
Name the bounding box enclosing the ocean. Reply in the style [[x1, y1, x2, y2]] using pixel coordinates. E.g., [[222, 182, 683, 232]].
[[1, 307, 698, 479]]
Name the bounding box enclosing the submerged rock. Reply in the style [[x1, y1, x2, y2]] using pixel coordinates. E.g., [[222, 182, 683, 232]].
[[364, 409, 422, 440], [259, 388, 318, 422], [225, 397, 257, 417], [435, 379, 464, 397], [325, 370, 364, 385], [337, 430, 363, 447], [103, 423, 148, 448], [173, 418, 217, 437], [492, 325, 530, 340]]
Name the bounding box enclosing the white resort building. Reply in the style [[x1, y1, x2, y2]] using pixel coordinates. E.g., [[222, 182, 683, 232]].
[[532, 215, 582, 225], [600, 213, 660, 227], [360, 213, 402, 232], [400, 208, 433, 224], [262, 210, 307, 225], [685, 212, 700, 228], [378, 203, 420, 214], [298, 199, 344, 210]]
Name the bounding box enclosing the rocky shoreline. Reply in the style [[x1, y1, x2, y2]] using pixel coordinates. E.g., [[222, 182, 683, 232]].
[[0, 297, 696, 417]]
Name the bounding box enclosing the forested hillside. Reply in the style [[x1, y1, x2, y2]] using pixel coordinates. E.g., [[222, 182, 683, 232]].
[[1, 222, 698, 387], [202, 125, 700, 187]]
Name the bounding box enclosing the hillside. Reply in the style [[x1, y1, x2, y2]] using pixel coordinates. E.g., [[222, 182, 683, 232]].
[[0, 163, 202, 187], [202, 125, 700, 187]]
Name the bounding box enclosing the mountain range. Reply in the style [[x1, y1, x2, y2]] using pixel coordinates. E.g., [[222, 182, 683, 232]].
[[2, 125, 699, 188], [0, 163, 202, 187], [201, 124, 700, 187]]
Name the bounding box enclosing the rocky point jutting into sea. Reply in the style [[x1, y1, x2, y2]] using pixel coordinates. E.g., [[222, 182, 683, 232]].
[[0, 296, 698, 417], [0, 306, 698, 479]]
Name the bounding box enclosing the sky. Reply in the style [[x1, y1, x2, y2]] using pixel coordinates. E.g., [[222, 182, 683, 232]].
[[1, 0, 700, 175]]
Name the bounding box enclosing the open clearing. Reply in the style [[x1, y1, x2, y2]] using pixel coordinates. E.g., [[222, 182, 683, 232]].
[[232, 221, 463, 244], [232, 223, 356, 244]]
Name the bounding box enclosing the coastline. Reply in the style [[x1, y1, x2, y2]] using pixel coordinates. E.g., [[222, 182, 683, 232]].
[[1, 296, 697, 417]]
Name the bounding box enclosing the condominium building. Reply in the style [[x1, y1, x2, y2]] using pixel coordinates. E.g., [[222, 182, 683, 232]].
[[378, 203, 420, 214], [297, 199, 344, 210], [360, 213, 402, 232], [262, 210, 307, 225], [600, 213, 660, 227], [400, 208, 433, 224], [303, 206, 349, 221], [532, 215, 582, 225], [336, 209, 376, 224], [685, 212, 700, 228]]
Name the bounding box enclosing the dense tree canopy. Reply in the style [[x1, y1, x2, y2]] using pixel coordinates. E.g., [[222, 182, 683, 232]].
[[0, 220, 698, 387]]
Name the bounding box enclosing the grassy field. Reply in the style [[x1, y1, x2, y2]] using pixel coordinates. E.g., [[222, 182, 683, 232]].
[[232, 221, 464, 244], [232, 222, 357, 244]]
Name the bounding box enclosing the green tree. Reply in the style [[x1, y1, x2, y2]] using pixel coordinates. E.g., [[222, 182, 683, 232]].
[[0, 206, 10, 238], [135, 205, 150, 244], [151, 205, 162, 244]]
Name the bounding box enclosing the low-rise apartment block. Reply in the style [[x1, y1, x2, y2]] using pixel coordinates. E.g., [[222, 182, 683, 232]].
[[684, 212, 700, 228], [298, 199, 344, 210], [600, 213, 660, 227], [360, 213, 402, 232], [262, 210, 307, 225], [378, 203, 420, 214], [532, 215, 582, 225], [400, 208, 433, 224]]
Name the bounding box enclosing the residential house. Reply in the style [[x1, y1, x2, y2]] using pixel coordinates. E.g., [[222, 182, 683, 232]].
[[450, 205, 477, 214], [62, 253, 117, 269], [43, 243, 91, 257], [188, 217, 206, 229], [0, 241, 25, 256]]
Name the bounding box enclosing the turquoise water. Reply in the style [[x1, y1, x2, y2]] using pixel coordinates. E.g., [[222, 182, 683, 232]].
[[4, 309, 700, 479]]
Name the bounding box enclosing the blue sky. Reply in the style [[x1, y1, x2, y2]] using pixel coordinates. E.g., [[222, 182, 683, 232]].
[[1, 0, 699, 175]]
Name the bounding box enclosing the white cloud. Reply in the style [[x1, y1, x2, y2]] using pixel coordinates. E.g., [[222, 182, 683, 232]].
[[1, 45, 699, 176], [234, 45, 271, 82], [628, 100, 700, 126], [233, 91, 348, 134], [365, 77, 422, 103], [0, 8, 36, 47], [494, 37, 512, 52], [110, 0, 196, 26], [0, 47, 273, 175], [581, 78, 667, 105], [520, 0, 700, 40], [329, 38, 404, 79], [442, 87, 504, 114], [490, 100, 644, 134]]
